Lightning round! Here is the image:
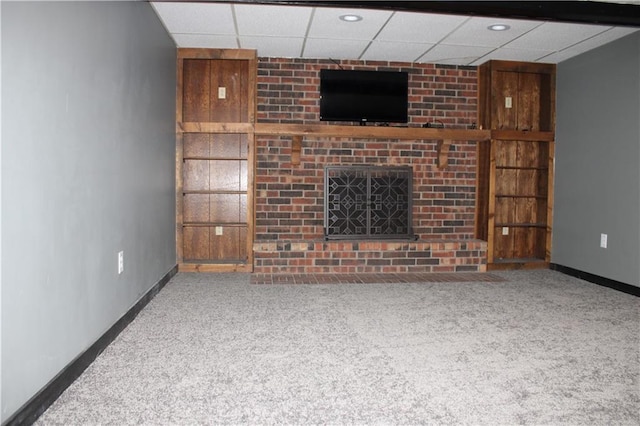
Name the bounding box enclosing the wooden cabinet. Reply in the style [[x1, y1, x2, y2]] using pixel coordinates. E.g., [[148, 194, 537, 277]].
[[476, 61, 555, 269], [176, 49, 256, 272]]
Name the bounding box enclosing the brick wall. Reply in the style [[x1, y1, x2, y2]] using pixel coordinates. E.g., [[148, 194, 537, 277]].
[[254, 58, 486, 273]]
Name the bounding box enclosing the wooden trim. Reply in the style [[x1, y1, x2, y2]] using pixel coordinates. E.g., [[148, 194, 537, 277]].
[[179, 122, 255, 133], [254, 123, 490, 141], [179, 263, 253, 273], [488, 261, 549, 271], [490, 130, 555, 141], [437, 139, 451, 169], [291, 135, 302, 166], [546, 141, 555, 262], [486, 140, 497, 264], [2, 266, 178, 426], [177, 48, 257, 60], [480, 60, 556, 75], [176, 132, 184, 263]]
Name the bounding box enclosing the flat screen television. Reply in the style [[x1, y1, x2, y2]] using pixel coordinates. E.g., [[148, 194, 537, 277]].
[[319, 69, 408, 125]]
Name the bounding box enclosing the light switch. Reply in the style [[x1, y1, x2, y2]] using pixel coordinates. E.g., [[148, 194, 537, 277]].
[[505, 96, 512, 108], [218, 87, 226, 99]]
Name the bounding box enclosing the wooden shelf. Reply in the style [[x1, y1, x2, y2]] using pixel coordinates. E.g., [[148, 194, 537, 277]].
[[496, 166, 548, 171], [183, 157, 247, 161], [495, 194, 547, 199], [254, 122, 491, 141], [491, 129, 554, 141], [183, 190, 246, 195], [495, 223, 547, 228], [183, 222, 247, 227]]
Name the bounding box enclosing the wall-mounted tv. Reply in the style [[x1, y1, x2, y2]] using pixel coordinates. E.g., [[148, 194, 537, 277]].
[[320, 69, 408, 125]]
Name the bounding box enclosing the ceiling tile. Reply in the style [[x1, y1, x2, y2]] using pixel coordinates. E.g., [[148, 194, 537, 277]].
[[471, 48, 555, 65], [542, 27, 639, 62], [443, 17, 542, 47], [307, 8, 392, 40], [504, 22, 611, 51], [240, 36, 304, 58], [418, 44, 495, 65], [151, 2, 235, 35], [361, 41, 433, 62], [303, 38, 369, 60], [376, 12, 468, 43], [172, 34, 238, 49], [234, 4, 312, 37]]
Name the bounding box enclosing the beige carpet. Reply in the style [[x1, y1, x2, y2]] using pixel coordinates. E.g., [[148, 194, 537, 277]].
[[36, 270, 639, 425]]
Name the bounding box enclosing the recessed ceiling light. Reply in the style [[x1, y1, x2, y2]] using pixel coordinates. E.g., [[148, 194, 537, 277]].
[[339, 14, 363, 22], [488, 24, 511, 31]]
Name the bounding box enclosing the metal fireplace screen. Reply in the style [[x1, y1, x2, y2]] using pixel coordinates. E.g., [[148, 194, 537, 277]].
[[324, 165, 413, 240]]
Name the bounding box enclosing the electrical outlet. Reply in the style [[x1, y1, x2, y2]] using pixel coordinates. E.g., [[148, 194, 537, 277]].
[[118, 251, 124, 274], [215, 226, 223, 236], [600, 233, 608, 249], [502, 227, 509, 235], [505, 96, 513, 108], [218, 87, 226, 99]]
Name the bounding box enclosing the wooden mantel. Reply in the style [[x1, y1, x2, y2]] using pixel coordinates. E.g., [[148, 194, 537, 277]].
[[254, 123, 490, 141], [179, 121, 491, 140], [179, 122, 492, 168]]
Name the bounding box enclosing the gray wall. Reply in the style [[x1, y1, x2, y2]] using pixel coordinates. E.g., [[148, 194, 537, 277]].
[[554, 32, 640, 286], [1, 2, 176, 421]]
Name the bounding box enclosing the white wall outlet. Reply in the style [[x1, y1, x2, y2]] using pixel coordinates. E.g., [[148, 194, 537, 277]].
[[600, 233, 608, 249], [215, 226, 223, 236], [118, 251, 124, 274], [502, 227, 509, 235], [505, 96, 513, 108], [218, 87, 226, 99]]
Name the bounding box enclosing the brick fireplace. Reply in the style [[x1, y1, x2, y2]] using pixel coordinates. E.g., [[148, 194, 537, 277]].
[[253, 58, 487, 274]]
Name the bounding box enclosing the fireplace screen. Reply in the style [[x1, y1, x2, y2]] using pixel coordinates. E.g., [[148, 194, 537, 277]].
[[324, 165, 413, 240]]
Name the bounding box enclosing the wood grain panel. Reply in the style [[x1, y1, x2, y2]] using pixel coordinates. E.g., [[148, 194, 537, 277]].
[[183, 133, 211, 158], [182, 60, 211, 122], [516, 169, 537, 197], [211, 133, 246, 159], [183, 194, 210, 223], [184, 160, 210, 191], [209, 160, 241, 191], [210, 226, 242, 261], [495, 140, 517, 167], [475, 140, 490, 240], [517, 140, 538, 168], [514, 197, 537, 224], [493, 71, 518, 129], [210, 194, 241, 223], [210, 60, 249, 123], [238, 226, 248, 261], [183, 226, 210, 260], [513, 227, 536, 259], [517, 73, 541, 131], [495, 169, 517, 195], [494, 228, 514, 260], [495, 197, 516, 224]]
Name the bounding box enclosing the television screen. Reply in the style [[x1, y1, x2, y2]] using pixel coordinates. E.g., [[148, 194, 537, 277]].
[[320, 69, 408, 124]]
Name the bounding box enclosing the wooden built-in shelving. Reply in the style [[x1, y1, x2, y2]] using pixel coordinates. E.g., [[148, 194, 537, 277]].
[[475, 60, 556, 270]]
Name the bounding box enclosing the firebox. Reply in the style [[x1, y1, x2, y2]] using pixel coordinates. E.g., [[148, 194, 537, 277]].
[[324, 165, 414, 240]]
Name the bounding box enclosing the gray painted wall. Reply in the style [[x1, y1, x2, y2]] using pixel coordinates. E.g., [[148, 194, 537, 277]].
[[554, 32, 640, 286], [1, 2, 176, 421]]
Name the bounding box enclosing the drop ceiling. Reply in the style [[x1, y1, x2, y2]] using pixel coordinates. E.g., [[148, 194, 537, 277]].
[[151, 1, 640, 64]]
